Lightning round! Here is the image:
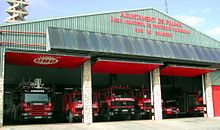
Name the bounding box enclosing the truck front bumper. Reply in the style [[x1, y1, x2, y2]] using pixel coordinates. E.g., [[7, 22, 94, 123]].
[[21, 112, 53, 120], [109, 108, 135, 116], [141, 109, 151, 115]]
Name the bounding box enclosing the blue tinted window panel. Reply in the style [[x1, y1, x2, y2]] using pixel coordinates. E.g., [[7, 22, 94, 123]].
[[48, 28, 64, 49], [193, 46, 209, 62], [62, 29, 78, 50], [213, 48, 220, 62], [88, 32, 103, 52], [131, 38, 147, 55], [142, 39, 158, 57], [179, 44, 194, 60], [154, 41, 170, 58], [182, 44, 200, 60], [169, 43, 185, 59], [100, 34, 115, 53], [75, 31, 91, 51], [123, 37, 136, 54], [208, 49, 219, 62], [200, 47, 215, 62], [111, 35, 126, 54], [160, 41, 176, 59]]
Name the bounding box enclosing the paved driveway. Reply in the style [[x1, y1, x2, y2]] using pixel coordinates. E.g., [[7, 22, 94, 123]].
[[2, 117, 220, 130]]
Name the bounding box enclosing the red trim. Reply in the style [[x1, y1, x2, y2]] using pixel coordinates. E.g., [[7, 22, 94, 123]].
[[0, 42, 46, 47], [0, 30, 46, 35], [92, 60, 161, 74], [212, 86, 220, 117], [6, 52, 88, 68], [160, 66, 214, 77]]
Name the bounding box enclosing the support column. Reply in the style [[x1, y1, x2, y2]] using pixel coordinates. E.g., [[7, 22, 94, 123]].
[[0, 47, 5, 126], [81, 59, 93, 124], [151, 67, 162, 120], [204, 73, 214, 118]]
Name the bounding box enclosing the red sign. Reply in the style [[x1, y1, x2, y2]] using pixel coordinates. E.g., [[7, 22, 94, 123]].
[[110, 12, 190, 38], [6, 52, 88, 68], [33, 56, 59, 65], [92, 60, 161, 74]]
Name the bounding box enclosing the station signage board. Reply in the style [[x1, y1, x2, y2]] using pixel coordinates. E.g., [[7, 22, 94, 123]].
[[110, 12, 191, 38]]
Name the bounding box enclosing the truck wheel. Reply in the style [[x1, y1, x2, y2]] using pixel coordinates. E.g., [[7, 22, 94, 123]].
[[126, 115, 131, 120], [66, 111, 73, 123], [144, 112, 152, 119], [103, 109, 111, 121], [163, 114, 167, 119], [134, 109, 141, 120]]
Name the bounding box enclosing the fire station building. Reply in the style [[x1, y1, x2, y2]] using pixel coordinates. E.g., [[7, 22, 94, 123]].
[[0, 8, 220, 126]]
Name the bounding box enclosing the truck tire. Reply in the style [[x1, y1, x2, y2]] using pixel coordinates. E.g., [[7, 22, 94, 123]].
[[66, 111, 73, 123], [163, 114, 168, 119], [144, 112, 152, 119], [103, 109, 111, 121], [134, 108, 141, 120], [126, 114, 131, 120]]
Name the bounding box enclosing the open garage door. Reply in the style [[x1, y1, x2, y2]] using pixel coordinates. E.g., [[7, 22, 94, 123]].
[[160, 65, 215, 77], [4, 51, 89, 124], [92, 58, 162, 74], [91, 58, 162, 121], [160, 65, 215, 118], [6, 51, 89, 68]]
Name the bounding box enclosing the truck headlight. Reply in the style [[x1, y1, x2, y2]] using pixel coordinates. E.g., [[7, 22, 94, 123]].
[[114, 108, 118, 111], [48, 112, 53, 116], [22, 113, 28, 116]]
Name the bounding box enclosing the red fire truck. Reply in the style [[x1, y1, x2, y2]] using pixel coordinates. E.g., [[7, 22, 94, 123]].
[[10, 78, 53, 122], [99, 86, 135, 121], [134, 86, 180, 119], [193, 91, 204, 116], [62, 89, 99, 122], [92, 90, 99, 117], [162, 100, 180, 118], [134, 86, 151, 119]]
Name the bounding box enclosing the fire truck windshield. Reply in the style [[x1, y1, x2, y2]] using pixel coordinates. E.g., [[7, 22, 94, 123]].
[[112, 88, 133, 98], [74, 94, 82, 102], [24, 93, 49, 103], [143, 90, 150, 99], [92, 93, 97, 101], [164, 100, 178, 107]]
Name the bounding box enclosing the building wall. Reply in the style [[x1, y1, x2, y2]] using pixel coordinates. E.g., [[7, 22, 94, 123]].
[[211, 71, 220, 86], [0, 8, 220, 52]]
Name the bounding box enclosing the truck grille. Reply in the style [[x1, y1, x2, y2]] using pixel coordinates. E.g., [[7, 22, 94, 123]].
[[93, 108, 98, 112], [111, 101, 135, 106], [76, 108, 83, 112], [143, 103, 151, 107], [31, 105, 45, 110], [31, 112, 45, 116]]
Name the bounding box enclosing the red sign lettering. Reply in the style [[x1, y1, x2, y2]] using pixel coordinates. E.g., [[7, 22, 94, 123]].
[[110, 12, 190, 38]]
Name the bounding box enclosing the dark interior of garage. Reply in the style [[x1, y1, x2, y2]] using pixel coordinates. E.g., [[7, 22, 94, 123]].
[[3, 63, 204, 125]]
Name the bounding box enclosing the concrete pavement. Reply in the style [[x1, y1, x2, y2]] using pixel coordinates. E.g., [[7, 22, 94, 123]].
[[1, 117, 220, 130]]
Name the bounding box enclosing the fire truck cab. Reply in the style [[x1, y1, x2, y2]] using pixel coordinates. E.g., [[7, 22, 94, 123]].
[[10, 78, 53, 122], [99, 86, 135, 121], [134, 86, 151, 119], [193, 91, 204, 116], [162, 100, 180, 118], [62, 89, 99, 122]]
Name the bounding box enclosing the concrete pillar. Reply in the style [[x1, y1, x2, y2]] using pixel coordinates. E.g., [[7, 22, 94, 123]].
[[151, 68, 162, 120], [0, 48, 5, 126], [81, 59, 93, 124], [204, 73, 214, 118]]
